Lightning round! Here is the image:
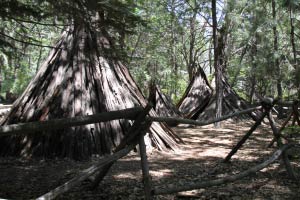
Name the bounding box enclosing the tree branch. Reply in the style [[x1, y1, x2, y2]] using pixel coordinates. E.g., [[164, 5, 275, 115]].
[[0, 32, 60, 49]]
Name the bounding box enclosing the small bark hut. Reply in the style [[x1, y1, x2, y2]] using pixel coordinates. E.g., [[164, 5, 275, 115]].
[[177, 68, 258, 121], [0, 24, 181, 159], [197, 77, 257, 121], [177, 67, 213, 119], [149, 83, 181, 126]]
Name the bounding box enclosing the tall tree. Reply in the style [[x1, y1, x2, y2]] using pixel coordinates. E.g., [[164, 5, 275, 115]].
[[212, 0, 223, 127], [272, 0, 283, 116]]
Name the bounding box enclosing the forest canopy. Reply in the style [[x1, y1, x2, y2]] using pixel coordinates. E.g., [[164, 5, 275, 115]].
[[0, 0, 299, 102]]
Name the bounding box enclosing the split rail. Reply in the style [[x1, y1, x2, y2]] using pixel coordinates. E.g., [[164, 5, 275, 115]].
[[0, 99, 299, 200]]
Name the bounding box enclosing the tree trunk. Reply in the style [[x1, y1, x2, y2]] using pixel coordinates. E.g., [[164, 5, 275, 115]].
[[272, 0, 283, 118], [212, 0, 223, 128], [170, 0, 178, 97]]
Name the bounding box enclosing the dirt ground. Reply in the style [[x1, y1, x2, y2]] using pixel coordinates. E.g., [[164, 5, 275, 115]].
[[0, 119, 299, 200]]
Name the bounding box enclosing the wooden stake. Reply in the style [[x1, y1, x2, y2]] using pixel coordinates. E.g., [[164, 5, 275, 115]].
[[267, 111, 282, 146], [90, 104, 153, 189], [268, 111, 293, 147], [139, 127, 152, 200], [267, 111, 298, 181]]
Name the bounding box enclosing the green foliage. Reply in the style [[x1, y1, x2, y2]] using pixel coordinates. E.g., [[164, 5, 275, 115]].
[[0, 0, 300, 104]]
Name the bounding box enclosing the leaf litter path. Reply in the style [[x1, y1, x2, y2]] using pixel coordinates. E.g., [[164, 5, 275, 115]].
[[0, 120, 299, 199]]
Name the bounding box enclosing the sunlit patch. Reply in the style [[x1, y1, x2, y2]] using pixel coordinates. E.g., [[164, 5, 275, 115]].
[[200, 147, 230, 158], [113, 172, 140, 179], [151, 169, 173, 177]]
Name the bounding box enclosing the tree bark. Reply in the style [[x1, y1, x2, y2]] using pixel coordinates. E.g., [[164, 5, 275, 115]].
[[272, 0, 283, 118], [212, 0, 223, 128]]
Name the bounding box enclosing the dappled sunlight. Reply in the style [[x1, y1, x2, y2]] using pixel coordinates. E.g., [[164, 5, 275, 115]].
[[113, 172, 141, 180]]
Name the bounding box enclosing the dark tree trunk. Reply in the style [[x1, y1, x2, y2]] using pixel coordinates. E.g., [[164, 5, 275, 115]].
[[212, 0, 223, 128], [170, 0, 178, 96], [289, 7, 297, 67], [272, 0, 283, 118], [0, 23, 181, 160]]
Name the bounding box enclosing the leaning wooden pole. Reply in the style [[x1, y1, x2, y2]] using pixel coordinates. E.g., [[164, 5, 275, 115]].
[[267, 111, 298, 180], [90, 104, 153, 189], [36, 143, 137, 200], [267, 111, 282, 146], [154, 144, 293, 195], [268, 110, 293, 148], [139, 129, 153, 200], [0, 107, 143, 137], [149, 106, 261, 127], [224, 101, 273, 162]]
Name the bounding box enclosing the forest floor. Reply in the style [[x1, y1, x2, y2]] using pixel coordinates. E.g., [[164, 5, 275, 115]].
[[0, 119, 299, 200]]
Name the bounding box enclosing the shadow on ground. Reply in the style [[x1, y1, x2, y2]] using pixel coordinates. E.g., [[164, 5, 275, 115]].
[[0, 120, 299, 200]]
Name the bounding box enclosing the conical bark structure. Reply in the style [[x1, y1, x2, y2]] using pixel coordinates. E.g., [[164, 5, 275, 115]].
[[149, 84, 181, 126], [0, 24, 180, 159], [177, 67, 213, 119], [197, 76, 257, 121], [177, 68, 259, 121]]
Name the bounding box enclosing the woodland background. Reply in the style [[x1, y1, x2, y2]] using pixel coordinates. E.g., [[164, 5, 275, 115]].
[[0, 0, 299, 103]]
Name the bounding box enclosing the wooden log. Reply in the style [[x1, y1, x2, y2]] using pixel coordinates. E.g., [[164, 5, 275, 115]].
[[90, 104, 153, 189], [266, 112, 298, 181], [36, 143, 136, 200], [282, 149, 298, 181], [139, 130, 152, 200], [268, 111, 293, 147], [224, 105, 271, 163], [115, 104, 153, 151], [153, 144, 293, 195], [0, 107, 143, 137], [292, 101, 300, 125], [267, 111, 283, 146], [149, 106, 261, 127]]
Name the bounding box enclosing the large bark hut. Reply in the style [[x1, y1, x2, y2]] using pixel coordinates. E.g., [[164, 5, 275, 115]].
[[0, 24, 181, 160], [149, 83, 181, 126], [177, 67, 213, 119]]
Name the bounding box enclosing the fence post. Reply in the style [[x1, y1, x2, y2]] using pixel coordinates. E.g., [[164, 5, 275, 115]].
[[139, 123, 153, 200]]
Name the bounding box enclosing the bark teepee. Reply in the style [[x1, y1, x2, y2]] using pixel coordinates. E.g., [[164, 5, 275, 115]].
[[177, 67, 213, 119], [177, 68, 258, 121], [197, 76, 258, 121], [149, 83, 181, 126], [0, 24, 181, 159]]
